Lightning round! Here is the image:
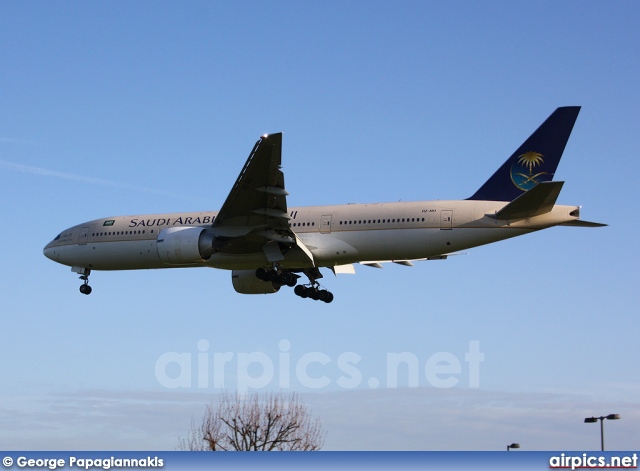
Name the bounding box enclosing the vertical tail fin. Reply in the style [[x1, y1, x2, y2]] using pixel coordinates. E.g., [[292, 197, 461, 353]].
[[467, 106, 581, 202]]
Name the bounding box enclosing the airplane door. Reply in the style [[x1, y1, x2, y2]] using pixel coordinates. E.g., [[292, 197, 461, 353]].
[[320, 215, 332, 234], [79, 226, 91, 245], [440, 211, 453, 230]]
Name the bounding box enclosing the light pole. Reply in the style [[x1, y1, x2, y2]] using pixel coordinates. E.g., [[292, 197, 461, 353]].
[[584, 414, 620, 451], [507, 443, 520, 451]]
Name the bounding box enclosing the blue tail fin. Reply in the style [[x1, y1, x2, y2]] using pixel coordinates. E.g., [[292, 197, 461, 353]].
[[467, 107, 581, 202]]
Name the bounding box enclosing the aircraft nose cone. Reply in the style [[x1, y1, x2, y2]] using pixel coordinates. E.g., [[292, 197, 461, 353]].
[[43, 242, 59, 261]]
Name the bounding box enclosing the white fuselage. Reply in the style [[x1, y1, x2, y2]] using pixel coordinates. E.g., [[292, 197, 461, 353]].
[[43, 199, 580, 272]]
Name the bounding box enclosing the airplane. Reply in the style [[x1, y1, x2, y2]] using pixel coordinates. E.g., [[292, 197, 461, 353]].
[[43, 106, 605, 303]]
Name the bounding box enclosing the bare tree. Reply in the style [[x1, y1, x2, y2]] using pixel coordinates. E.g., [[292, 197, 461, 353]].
[[180, 391, 326, 451]]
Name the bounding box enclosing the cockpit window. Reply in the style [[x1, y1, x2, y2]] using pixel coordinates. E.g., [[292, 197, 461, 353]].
[[54, 234, 61, 241]]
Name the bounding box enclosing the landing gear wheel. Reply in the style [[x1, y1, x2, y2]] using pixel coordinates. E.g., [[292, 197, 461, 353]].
[[294, 285, 308, 298], [294, 269, 335, 303], [257, 267, 298, 288], [293, 284, 333, 302], [77, 268, 92, 295], [255, 267, 269, 281], [280, 272, 295, 286]]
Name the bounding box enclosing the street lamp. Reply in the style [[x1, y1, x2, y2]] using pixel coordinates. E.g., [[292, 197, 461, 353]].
[[507, 443, 520, 451], [584, 414, 620, 451]]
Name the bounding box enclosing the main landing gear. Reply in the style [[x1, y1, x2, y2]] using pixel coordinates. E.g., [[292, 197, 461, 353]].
[[75, 267, 92, 295], [256, 267, 334, 303], [294, 284, 334, 303], [255, 267, 298, 287], [296, 268, 334, 303]]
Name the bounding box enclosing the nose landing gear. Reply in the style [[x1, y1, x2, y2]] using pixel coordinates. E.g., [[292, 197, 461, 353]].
[[73, 267, 92, 295], [79, 282, 92, 295]]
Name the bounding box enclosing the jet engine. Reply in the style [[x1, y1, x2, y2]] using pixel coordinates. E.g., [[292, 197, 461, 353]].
[[232, 270, 280, 294], [156, 226, 215, 265]]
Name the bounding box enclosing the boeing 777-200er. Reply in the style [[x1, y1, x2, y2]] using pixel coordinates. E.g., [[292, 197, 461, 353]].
[[44, 107, 605, 303]]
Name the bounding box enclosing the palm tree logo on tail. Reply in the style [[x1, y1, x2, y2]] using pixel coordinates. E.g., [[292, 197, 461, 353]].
[[511, 151, 549, 191]]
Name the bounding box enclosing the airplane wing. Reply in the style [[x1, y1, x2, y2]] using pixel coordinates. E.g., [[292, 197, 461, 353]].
[[211, 133, 315, 267], [213, 133, 289, 235]]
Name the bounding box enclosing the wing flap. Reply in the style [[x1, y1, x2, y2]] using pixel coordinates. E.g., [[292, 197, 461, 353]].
[[293, 233, 315, 267], [331, 264, 356, 275], [360, 254, 461, 268]]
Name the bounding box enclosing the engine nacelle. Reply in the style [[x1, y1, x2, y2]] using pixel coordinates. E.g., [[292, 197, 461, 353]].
[[157, 226, 215, 265], [232, 270, 280, 294]]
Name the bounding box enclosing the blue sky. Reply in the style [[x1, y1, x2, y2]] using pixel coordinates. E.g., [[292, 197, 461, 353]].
[[1, 1, 639, 450]]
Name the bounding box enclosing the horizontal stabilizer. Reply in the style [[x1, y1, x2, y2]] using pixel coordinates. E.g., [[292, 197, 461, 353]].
[[488, 181, 564, 220], [560, 220, 608, 228]]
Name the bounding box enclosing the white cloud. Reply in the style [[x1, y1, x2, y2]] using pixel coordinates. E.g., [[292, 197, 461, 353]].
[[1, 387, 638, 451], [0, 160, 193, 200]]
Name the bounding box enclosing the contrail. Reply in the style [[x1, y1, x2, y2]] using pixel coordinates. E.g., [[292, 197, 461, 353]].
[[0, 159, 199, 201]]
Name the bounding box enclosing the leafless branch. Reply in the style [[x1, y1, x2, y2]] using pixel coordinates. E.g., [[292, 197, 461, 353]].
[[179, 391, 325, 451]]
